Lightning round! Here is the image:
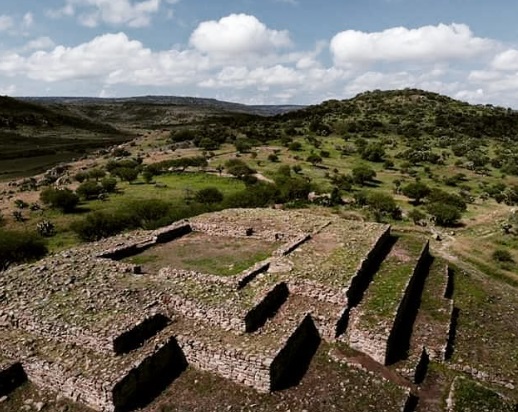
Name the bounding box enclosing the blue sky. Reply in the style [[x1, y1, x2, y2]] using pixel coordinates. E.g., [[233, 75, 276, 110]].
[[1, 0, 518, 106]]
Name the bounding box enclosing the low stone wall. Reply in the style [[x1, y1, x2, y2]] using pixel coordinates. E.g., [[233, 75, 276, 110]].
[[177, 335, 273, 393], [346, 241, 430, 365], [165, 294, 244, 332], [345, 225, 392, 308], [272, 234, 311, 257], [113, 313, 171, 355], [236, 259, 271, 289], [245, 282, 289, 333], [385, 242, 431, 365], [444, 303, 459, 361], [288, 279, 345, 304], [270, 314, 321, 390]]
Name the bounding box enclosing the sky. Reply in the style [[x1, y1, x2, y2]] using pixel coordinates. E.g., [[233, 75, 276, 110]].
[[1, 0, 518, 106]]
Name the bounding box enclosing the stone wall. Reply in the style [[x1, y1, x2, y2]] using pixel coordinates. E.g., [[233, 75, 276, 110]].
[[385, 241, 431, 365], [245, 282, 290, 333], [288, 279, 345, 304], [113, 314, 171, 355], [176, 335, 273, 393], [345, 225, 392, 308]]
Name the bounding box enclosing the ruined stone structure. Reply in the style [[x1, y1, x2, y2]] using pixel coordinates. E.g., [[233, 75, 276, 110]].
[[0, 208, 458, 411]]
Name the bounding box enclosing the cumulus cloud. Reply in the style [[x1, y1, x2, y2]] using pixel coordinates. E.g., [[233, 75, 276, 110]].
[[23, 13, 34, 28], [0, 15, 14, 31], [491, 49, 518, 71], [24, 37, 56, 51], [190, 14, 292, 57], [330, 23, 493, 67], [48, 0, 162, 27]]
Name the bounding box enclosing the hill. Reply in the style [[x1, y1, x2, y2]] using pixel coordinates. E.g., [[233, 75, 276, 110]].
[[0, 96, 130, 179]]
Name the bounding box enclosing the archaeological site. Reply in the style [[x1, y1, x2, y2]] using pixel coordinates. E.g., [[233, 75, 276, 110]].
[[0, 208, 512, 411]]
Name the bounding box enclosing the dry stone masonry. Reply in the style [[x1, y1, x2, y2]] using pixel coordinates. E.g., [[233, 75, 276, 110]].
[[0, 208, 460, 411]]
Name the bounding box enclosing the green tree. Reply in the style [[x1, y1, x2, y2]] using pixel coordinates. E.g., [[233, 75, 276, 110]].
[[114, 167, 139, 183], [76, 181, 103, 200], [427, 203, 462, 227], [306, 153, 323, 166], [101, 177, 118, 193], [352, 166, 376, 186], [40, 188, 79, 213], [361, 142, 385, 162], [225, 159, 255, 178], [88, 168, 106, 182], [402, 182, 431, 205]]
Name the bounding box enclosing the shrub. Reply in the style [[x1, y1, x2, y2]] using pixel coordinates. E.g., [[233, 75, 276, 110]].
[[76, 181, 103, 200], [40, 188, 79, 213], [71, 211, 131, 241], [14, 199, 29, 209], [427, 202, 462, 227], [408, 208, 426, 224], [352, 166, 376, 185], [268, 153, 279, 162], [492, 249, 514, 263], [125, 199, 173, 230], [88, 168, 106, 181], [113, 167, 139, 183], [365, 192, 400, 220], [0, 229, 47, 271], [402, 182, 431, 204], [288, 141, 302, 151], [101, 177, 118, 193], [194, 187, 224, 204], [225, 159, 255, 178]]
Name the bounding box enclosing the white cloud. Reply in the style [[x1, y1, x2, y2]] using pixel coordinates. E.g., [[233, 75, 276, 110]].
[[0, 15, 14, 31], [48, 0, 162, 27], [23, 13, 34, 28], [24, 37, 56, 51], [330, 23, 493, 67], [491, 49, 518, 71], [190, 14, 292, 57], [0, 84, 16, 95]]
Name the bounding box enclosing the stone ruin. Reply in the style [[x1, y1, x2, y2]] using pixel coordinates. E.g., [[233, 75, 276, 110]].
[[0, 208, 460, 411]]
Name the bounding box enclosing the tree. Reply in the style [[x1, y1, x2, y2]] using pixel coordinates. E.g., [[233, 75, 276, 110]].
[[76, 181, 103, 200], [306, 153, 323, 166], [114, 167, 139, 183], [88, 168, 106, 182], [408, 208, 426, 225], [361, 142, 385, 162], [365, 192, 400, 220], [288, 141, 302, 151], [352, 166, 376, 185], [101, 177, 118, 193], [427, 203, 462, 227], [402, 182, 431, 204], [195, 187, 224, 204], [268, 153, 279, 162], [225, 158, 255, 178], [40, 188, 79, 213]]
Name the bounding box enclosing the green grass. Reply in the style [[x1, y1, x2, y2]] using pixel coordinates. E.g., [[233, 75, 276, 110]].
[[359, 235, 425, 327], [452, 378, 514, 412]]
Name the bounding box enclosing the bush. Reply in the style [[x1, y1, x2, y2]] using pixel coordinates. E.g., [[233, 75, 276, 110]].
[[402, 182, 431, 204], [225, 159, 255, 178], [427, 202, 462, 227], [288, 141, 302, 151], [0, 229, 47, 271], [40, 187, 79, 213], [71, 211, 131, 242], [125, 199, 174, 230], [492, 249, 514, 263], [194, 187, 224, 204], [408, 208, 426, 224], [76, 181, 103, 200], [101, 177, 118, 193], [365, 192, 401, 220], [352, 166, 376, 185]]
